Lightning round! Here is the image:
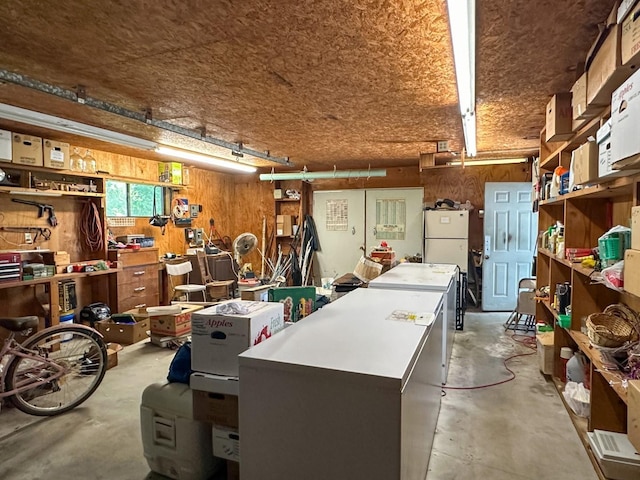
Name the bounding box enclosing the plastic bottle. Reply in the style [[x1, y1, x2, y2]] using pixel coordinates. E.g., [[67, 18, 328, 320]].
[[560, 347, 573, 383]]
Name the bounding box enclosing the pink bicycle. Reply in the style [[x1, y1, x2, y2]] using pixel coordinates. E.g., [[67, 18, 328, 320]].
[[0, 316, 107, 416]]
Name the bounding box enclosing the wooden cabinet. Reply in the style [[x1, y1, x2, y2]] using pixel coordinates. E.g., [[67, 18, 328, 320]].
[[536, 108, 640, 479], [108, 248, 160, 312]]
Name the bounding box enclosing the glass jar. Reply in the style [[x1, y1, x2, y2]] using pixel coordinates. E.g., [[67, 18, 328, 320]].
[[84, 149, 96, 174], [69, 147, 83, 172]]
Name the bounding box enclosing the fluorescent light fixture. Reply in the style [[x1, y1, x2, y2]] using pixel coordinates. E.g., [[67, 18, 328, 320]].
[[259, 169, 386, 181], [0, 103, 158, 150], [447, 158, 528, 167], [156, 146, 257, 173], [447, 0, 477, 157]]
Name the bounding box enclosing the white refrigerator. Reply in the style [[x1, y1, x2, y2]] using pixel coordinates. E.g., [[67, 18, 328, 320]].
[[239, 288, 443, 480], [369, 262, 458, 384], [423, 209, 469, 273]]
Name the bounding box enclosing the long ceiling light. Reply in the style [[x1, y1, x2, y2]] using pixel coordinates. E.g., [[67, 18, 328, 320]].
[[259, 169, 386, 181], [0, 103, 158, 150], [447, 158, 528, 167], [447, 0, 477, 157], [156, 146, 257, 173]]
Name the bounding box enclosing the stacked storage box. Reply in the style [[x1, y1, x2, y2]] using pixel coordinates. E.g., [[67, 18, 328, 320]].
[[190, 300, 285, 477]]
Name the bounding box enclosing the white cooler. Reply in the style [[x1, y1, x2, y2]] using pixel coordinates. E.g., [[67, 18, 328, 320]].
[[587, 430, 640, 480], [140, 382, 223, 480]]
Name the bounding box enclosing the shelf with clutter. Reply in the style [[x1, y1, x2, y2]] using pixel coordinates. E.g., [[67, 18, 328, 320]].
[[534, 3, 640, 476]]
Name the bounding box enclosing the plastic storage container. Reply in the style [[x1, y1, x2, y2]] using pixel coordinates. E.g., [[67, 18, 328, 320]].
[[140, 382, 222, 480]]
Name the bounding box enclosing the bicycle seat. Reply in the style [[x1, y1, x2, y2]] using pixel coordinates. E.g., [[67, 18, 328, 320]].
[[0, 316, 39, 331]]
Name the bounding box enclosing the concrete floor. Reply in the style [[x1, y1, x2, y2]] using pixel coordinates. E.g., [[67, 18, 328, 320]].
[[0, 312, 597, 480]]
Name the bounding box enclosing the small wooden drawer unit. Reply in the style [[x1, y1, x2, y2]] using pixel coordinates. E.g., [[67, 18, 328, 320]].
[[108, 248, 159, 313]]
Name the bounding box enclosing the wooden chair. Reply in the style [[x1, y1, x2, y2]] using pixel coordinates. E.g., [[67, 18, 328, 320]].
[[165, 261, 206, 301], [196, 250, 234, 301]]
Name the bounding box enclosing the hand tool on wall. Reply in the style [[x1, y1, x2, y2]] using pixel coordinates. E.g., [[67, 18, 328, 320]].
[[0, 226, 52, 241], [11, 199, 58, 227]]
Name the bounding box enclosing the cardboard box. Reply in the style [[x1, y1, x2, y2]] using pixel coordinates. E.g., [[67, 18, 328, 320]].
[[571, 73, 598, 120], [622, 1, 640, 66], [545, 93, 573, 142], [0, 129, 11, 163], [268, 286, 316, 322], [42, 139, 70, 169], [191, 300, 284, 376], [536, 332, 554, 375], [276, 214, 293, 236], [624, 249, 640, 296], [149, 304, 201, 337], [193, 390, 239, 428], [618, 0, 639, 24], [587, 24, 632, 106], [106, 343, 123, 370], [158, 161, 183, 185], [240, 283, 273, 301], [353, 255, 383, 283], [572, 141, 600, 185], [11, 134, 43, 166], [41, 251, 71, 267], [628, 380, 640, 452], [95, 317, 149, 345], [611, 67, 640, 166], [632, 206, 640, 250], [212, 426, 240, 462]]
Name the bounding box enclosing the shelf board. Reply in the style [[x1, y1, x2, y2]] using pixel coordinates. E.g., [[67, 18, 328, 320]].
[[540, 107, 610, 169], [0, 267, 119, 291], [567, 330, 628, 404], [542, 299, 560, 320], [275, 198, 300, 203], [539, 174, 635, 206], [551, 377, 608, 480], [0, 186, 105, 198], [538, 248, 572, 268], [573, 264, 595, 278]]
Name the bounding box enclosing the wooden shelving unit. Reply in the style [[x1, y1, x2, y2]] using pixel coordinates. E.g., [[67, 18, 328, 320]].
[[536, 105, 638, 478]]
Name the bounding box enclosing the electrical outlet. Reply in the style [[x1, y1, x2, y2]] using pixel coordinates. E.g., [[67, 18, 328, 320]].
[[24, 232, 33, 244]]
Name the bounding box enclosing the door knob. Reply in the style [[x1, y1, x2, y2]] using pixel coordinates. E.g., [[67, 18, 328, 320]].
[[352, 226, 356, 235], [485, 255, 490, 260]]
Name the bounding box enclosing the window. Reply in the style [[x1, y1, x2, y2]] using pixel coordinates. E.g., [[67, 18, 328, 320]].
[[106, 180, 164, 217]]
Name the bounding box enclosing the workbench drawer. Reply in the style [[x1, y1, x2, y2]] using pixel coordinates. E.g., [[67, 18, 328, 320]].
[[108, 248, 159, 268], [118, 265, 158, 288], [118, 292, 159, 313], [117, 278, 157, 301]]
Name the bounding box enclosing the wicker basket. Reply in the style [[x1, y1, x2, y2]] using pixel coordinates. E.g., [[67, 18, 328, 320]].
[[603, 304, 640, 339], [586, 313, 637, 347]]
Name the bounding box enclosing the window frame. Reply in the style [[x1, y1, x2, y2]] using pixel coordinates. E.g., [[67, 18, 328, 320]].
[[106, 180, 165, 218]]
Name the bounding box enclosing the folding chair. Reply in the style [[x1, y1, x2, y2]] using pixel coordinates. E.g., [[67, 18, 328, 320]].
[[165, 261, 207, 302], [504, 277, 537, 331]]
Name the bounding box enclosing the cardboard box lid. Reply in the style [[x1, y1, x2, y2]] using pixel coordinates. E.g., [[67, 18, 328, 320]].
[[586, 2, 620, 69], [597, 118, 613, 143]]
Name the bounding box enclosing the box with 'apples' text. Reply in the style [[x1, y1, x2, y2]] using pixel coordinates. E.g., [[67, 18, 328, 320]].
[[191, 300, 284, 376]]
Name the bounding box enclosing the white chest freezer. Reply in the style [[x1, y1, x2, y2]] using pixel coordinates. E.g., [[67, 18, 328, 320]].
[[369, 262, 458, 384], [238, 288, 443, 480]]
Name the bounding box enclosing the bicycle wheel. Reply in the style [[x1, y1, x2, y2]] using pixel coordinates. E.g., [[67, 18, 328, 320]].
[[5, 326, 108, 416]]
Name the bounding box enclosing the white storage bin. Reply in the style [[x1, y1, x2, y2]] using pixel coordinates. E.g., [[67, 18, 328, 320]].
[[140, 382, 222, 480], [588, 430, 640, 480]]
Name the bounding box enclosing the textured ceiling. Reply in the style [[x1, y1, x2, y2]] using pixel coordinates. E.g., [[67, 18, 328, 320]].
[[0, 0, 617, 171]]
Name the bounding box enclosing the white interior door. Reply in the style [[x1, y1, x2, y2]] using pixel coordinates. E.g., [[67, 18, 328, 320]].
[[482, 182, 537, 311], [313, 190, 365, 280], [365, 188, 423, 259]]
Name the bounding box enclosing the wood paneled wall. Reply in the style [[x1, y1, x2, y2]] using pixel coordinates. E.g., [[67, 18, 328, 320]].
[[307, 163, 531, 250], [0, 150, 529, 322]]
